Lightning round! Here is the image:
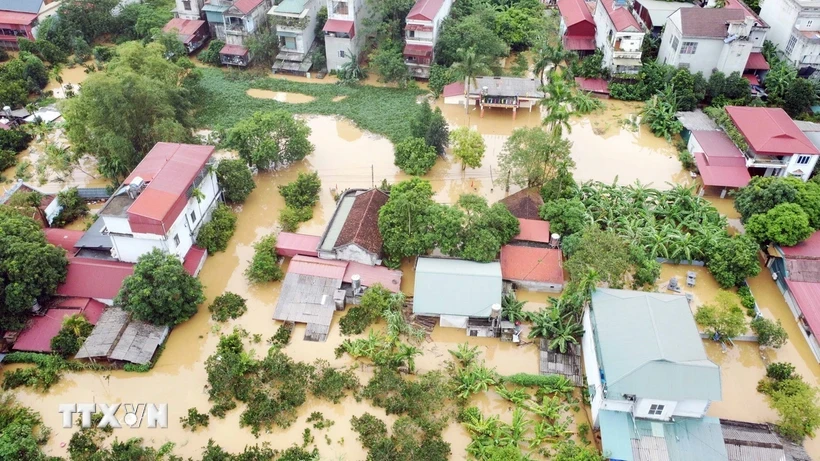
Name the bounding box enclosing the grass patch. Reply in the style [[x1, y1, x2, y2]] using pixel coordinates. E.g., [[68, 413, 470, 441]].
[[196, 69, 424, 142]]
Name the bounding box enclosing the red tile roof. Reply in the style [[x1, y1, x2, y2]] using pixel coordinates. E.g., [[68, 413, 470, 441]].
[[220, 44, 248, 56], [13, 309, 82, 352], [785, 279, 820, 336], [323, 19, 355, 37], [558, 0, 595, 27], [513, 218, 551, 244], [335, 189, 388, 255], [724, 0, 766, 27], [45, 228, 83, 253], [602, 0, 640, 32], [679, 8, 743, 38], [500, 245, 565, 285], [53, 297, 106, 324], [725, 106, 820, 155], [694, 153, 751, 188], [745, 52, 769, 70], [232, 0, 264, 14], [163, 18, 206, 44], [183, 245, 207, 276], [499, 188, 544, 220], [276, 232, 321, 258], [407, 0, 446, 21], [0, 11, 37, 25], [443, 81, 465, 98], [563, 36, 596, 50], [344, 261, 402, 293], [404, 43, 433, 57], [780, 231, 820, 259], [288, 255, 347, 279], [575, 77, 610, 94], [124, 143, 214, 235], [56, 258, 134, 300], [743, 74, 760, 86]]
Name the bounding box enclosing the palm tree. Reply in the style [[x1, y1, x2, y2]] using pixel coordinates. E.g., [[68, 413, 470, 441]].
[[451, 47, 492, 115], [540, 75, 575, 137]]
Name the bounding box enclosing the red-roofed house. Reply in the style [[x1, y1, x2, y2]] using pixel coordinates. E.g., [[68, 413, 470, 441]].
[[205, 0, 272, 66], [163, 18, 209, 54], [725, 106, 820, 181], [658, 8, 768, 79], [770, 231, 820, 362], [13, 302, 101, 353], [558, 0, 596, 55], [99, 142, 221, 263], [593, 0, 645, 74], [56, 258, 135, 303], [512, 218, 552, 246], [0, 0, 61, 51], [500, 245, 565, 293], [276, 232, 321, 258], [323, 0, 368, 71], [45, 228, 83, 254], [403, 0, 452, 78], [687, 130, 751, 195], [318, 188, 388, 265]]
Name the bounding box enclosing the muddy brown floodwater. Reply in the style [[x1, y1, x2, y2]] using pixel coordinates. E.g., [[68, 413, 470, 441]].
[[44, 64, 91, 99], [245, 89, 316, 103]]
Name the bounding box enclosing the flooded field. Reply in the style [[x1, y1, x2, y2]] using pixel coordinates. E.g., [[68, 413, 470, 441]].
[[246, 89, 316, 103], [44, 64, 91, 99]]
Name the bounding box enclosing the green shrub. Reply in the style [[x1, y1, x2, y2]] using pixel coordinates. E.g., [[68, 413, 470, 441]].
[[767, 362, 797, 381], [196, 204, 237, 253], [50, 314, 93, 357], [209, 292, 247, 322], [394, 137, 437, 176], [245, 234, 283, 283], [752, 317, 788, 348], [52, 187, 89, 227], [737, 285, 756, 313], [678, 149, 696, 171], [180, 407, 210, 431], [123, 363, 150, 372], [279, 205, 313, 232], [269, 322, 293, 347], [199, 40, 225, 66], [279, 171, 321, 209], [0, 149, 15, 171], [310, 360, 360, 403]]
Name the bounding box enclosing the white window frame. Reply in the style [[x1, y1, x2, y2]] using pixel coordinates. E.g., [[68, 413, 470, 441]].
[[786, 35, 797, 55], [671, 36, 679, 52], [681, 41, 698, 55], [648, 404, 665, 416]]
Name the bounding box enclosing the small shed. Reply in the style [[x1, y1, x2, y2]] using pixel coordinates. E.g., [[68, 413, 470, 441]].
[[75, 307, 169, 365], [12, 298, 105, 353], [276, 232, 321, 258], [318, 188, 388, 266], [413, 257, 502, 327], [498, 188, 544, 220], [574, 77, 610, 97], [689, 130, 751, 196], [442, 81, 466, 105], [500, 245, 565, 293], [511, 218, 551, 247]]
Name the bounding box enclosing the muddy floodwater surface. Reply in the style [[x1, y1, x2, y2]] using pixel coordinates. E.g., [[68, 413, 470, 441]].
[[246, 89, 316, 103]]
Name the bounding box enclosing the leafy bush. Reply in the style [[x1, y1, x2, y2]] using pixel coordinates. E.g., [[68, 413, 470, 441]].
[[428, 64, 455, 98], [704, 234, 761, 288], [269, 322, 293, 347], [539, 198, 589, 236], [180, 407, 210, 431], [52, 187, 89, 227], [245, 234, 283, 283], [745, 203, 813, 247], [695, 291, 747, 341], [216, 159, 256, 203], [196, 204, 237, 253], [737, 285, 756, 314], [339, 285, 403, 335], [394, 137, 437, 176], [767, 362, 797, 381], [0, 128, 31, 152], [704, 106, 748, 152], [279, 172, 321, 209], [758, 367, 820, 442], [310, 360, 360, 403], [279, 205, 313, 232], [678, 150, 696, 171], [209, 292, 247, 322], [199, 40, 225, 66], [752, 317, 789, 348], [0, 394, 51, 460], [50, 314, 93, 357]]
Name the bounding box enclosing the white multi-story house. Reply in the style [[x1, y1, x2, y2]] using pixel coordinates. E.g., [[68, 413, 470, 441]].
[[583, 289, 725, 460], [173, 0, 205, 20], [725, 106, 820, 181], [99, 143, 222, 264], [268, 0, 320, 74], [403, 0, 453, 78], [760, 0, 820, 78], [201, 0, 272, 66], [658, 8, 768, 78], [593, 0, 645, 74], [322, 0, 368, 71]]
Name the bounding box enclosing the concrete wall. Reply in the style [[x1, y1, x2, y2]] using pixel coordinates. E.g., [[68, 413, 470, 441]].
[[511, 280, 563, 293], [673, 399, 710, 418], [334, 243, 380, 265], [760, 0, 802, 58], [325, 35, 352, 70], [582, 308, 605, 426], [175, 0, 205, 20]]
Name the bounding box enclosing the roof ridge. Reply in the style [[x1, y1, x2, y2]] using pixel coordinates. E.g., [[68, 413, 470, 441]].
[[646, 295, 666, 359]]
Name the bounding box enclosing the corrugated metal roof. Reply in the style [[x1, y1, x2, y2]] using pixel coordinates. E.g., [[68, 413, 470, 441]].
[[413, 257, 502, 317], [780, 231, 820, 258], [407, 0, 446, 21], [591, 289, 722, 402], [323, 19, 354, 36], [344, 261, 402, 293], [694, 152, 751, 189], [602, 0, 641, 32], [725, 106, 819, 155], [513, 218, 550, 243], [74, 217, 112, 250], [45, 228, 84, 253], [0, 10, 37, 24], [288, 255, 347, 279], [0, 0, 42, 14], [468, 77, 545, 99], [575, 77, 610, 94], [276, 232, 321, 258], [13, 308, 83, 353], [500, 245, 564, 285], [163, 18, 206, 43], [677, 110, 720, 132], [558, 0, 594, 27], [785, 279, 820, 337], [231, 0, 265, 14], [271, 0, 308, 14], [183, 245, 207, 276], [108, 320, 169, 365], [75, 308, 130, 359], [319, 192, 356, 252], [56, 257, 134, 300]]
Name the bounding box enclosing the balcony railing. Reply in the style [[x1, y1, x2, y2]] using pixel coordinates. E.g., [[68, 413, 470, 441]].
[[272, 15, 309, 30], [405, 35, 432, 42], [613, 50, 641, 59], [744, 153, 788, 168]]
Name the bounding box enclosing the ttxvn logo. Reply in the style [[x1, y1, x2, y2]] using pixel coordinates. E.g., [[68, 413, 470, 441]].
[[59, 403, 169, 429]]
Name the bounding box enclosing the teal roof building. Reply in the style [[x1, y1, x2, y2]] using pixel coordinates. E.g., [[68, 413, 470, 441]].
[[412, 257, 502, 318]]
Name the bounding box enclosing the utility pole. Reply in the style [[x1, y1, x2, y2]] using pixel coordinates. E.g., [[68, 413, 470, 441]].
[[371, 164, 374, 188], [489, 164, 494, 192]]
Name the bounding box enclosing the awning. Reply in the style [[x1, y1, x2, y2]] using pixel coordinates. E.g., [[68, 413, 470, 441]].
[[562, 36, 596, 51], [220, 44, 249, 56], [743, 74, 760, 86], [405, 24, 433, 32], [0, 11, 38, 25], [745, 52, 770, 70], [323, 19, 354, 37], [612, 57, 642, 67], [403, 43, 433, 57], [575, 77, 610, 94], [695, 152, 752, 188]]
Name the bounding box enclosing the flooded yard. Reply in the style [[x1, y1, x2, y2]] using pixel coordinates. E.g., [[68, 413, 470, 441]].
[[246, 89, 316, 103]]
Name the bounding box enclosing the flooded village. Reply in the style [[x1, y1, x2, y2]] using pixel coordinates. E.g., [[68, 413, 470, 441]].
[[3, 0, 820, 459]]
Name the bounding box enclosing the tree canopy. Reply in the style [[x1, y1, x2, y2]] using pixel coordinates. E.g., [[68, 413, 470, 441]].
[[746, 203, 813, 247], [115, 249, 205, 326], [216, 159, 256, 203], [0, 207, 68, 329], [450, 127, 485, 171], [499, 127, 574, 188], [226, 111, 314, 170], [694, 290, 747, 341], [394, 137, 438, 176]]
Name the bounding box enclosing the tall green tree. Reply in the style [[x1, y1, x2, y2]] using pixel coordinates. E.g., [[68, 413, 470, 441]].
[[498, 127, 574, 188], [370, 40, 410, 87], [115, 249, 205, 326], [451, 47, 493, 114], [451, 127, 485, 170], [564, 228, 632, 289], [435, 10, 508, 67], [378, 178, 440, 266], [227, 111, 313, 170], [216, 159, 256, 203], [783, 78, 817, 117], [0, 207, 68, 329], [704, 234, 761, 288], [394, 137, 437, 175], [733, 176, 805, 222], [745, 203, 813, 247]]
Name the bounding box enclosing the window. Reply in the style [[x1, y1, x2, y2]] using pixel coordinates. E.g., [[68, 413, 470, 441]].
[[279, 35, 296, 50], [797, 155, 812, 165], [338, 50, 345, 58], [786, 35, 797, 55], [407, 30, 415, 38], [678, 62, 690, 69], [671, 36, 679, 52], [173, 234, 180, 246], [808, 20, 814, 27], [182, 0, 191, 10], [648, 404, 665, 416], [680, 41, 698, 54], [190, 209, 197, 222], [332, 0, 348, 15]]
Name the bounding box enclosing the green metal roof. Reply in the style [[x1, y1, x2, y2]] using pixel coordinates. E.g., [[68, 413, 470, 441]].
[[272, 0, 308, 14], [413, 257, 502, 317], [591, 289, 721, 402], [599, 410, 728, 461], [202, 3, 229, 11]]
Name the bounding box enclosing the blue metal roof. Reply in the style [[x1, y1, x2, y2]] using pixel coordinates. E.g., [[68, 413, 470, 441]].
[[0, 0, 43, 14], [412, 257, 502, 317]]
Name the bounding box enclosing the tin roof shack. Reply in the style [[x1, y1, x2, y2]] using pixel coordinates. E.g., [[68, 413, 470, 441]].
[[498, 188, 544, 220], [163, 18, 209, 54], [720, 419, 812, 461], [275, 232, 321, 257], [75, 307, 169, 365], [510, 218, 551, 247], [317, 188, 388, 266], [413, 257, 502, 333], [768, 231, 820, 362], [584, 289, 723, 461], [467, 77, 545, 120]]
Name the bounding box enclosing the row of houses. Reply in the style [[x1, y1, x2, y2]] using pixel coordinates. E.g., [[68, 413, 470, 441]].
[[7, 142, 221, 365]]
